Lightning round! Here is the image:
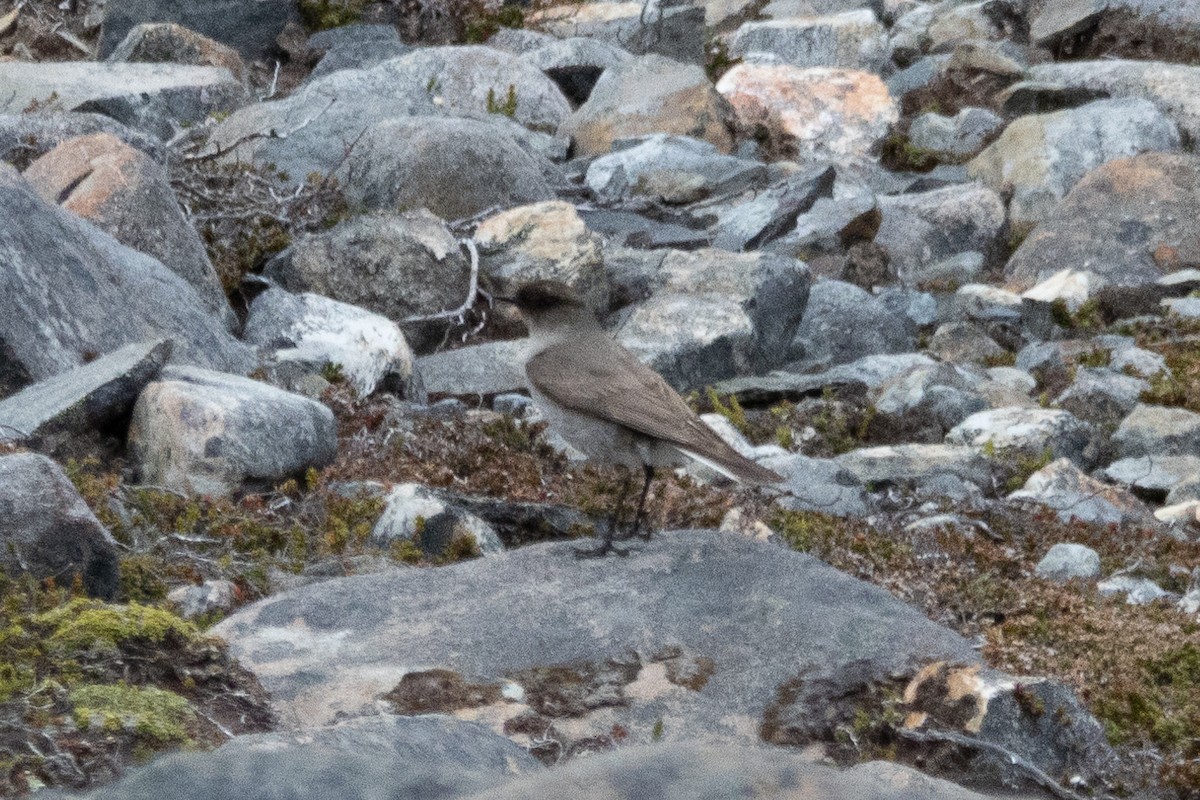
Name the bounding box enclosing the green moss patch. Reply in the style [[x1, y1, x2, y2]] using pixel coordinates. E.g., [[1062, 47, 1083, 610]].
[[70, 683, 196, 746]]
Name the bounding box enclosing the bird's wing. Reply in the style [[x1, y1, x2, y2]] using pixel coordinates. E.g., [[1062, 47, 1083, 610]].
[[525, 335, 782, 484]]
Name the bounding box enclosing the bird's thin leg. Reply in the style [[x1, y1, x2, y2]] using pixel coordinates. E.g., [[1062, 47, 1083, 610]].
[[574, 467, 634, 558], [628, 464, 656, 541]]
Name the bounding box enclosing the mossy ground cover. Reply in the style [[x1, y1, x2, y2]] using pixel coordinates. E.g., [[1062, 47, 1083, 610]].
[[0, 582, 273, 795]]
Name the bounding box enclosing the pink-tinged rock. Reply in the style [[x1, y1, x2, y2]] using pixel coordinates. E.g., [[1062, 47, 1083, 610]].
[[716, 64, 898, 161], [23, 132, 232, 327]]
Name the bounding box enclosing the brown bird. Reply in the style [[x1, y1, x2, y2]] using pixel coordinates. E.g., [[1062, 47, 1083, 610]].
[[499, 280, 782, 557]]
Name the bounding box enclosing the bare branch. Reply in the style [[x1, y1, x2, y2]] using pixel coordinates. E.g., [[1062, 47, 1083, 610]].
[[264, 60, 281, 101], [402, 239, 483, 325], [897, 727, 1097, 800]]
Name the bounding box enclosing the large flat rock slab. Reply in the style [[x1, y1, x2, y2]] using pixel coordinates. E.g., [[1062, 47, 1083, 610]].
[[0, 62, 246, 120], [214, 530, 976, 734]]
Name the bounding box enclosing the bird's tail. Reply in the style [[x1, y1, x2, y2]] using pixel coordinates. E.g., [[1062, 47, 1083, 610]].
[[679, 446, 784, 485]]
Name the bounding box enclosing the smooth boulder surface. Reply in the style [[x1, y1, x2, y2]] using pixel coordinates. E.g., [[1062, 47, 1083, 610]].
[[339, 116, 558, 221], [876, 183, 1005, 285], [585, 134, 767, 204], [129, 367, 337, 496], [729, 10, 888, 71], [415, 340, 530, 397], [616, 249, 812, 389], [468, 743, 1002, 800], [213, 531, 977, 732], [207, 46, 570, 182], [0, 164, 252, 383], [788, 280, 915, 373], [0, 453, 119, 599], [1026, 60, 1200, 143], [68, 715, 541, 800]]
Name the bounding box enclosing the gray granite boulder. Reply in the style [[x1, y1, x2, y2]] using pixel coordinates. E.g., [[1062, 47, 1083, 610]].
[[1054, 368, 1149, 428], [1112, 403, 1200, 458], [875, 183, 1005, 287], [306, 25, 411, 81], [1006, 153, 1200, 291], [968, 98, 1180, 231], [947, 407, 1095, 465], [129, 366, 337, 496], [0, 164, 252, 385], [0, 340, 171, 442], [617, 249, 811, 389], [1034, 542, 1101, 580], [471, 743, 1000, 800], [207, 46, 570, 183], [212, 531, 977, 733], [709, 164, 837, 252], [760, 452, 871, 516], [0, 63, 246, 140], [0, 453, 119, 598], [372, 483, 504, 559], [475, 202, 607, 311], [243, 290, 416, 399], [1097, 575, 1172, 605], [1102, 455, 1200, 496], [265, 210, 469, 354], [560, 55, 734, 156], [908, 108, 1004, 160], [519, 36, 632, 106], [530, 0, 705, 64], [69, 715, 542, 800], [835, 444, 992, 487], [788, 280, 915, 373], [339, 116, 558, 221], [416, 340, 529, 397], [1009, 458, 1153, 525], [585, 134, 767, 204], [1026, 60, 1200, 143], [23, 133, 233, 328], [728, 10, 888, 71], [873, 363, 991, 437]]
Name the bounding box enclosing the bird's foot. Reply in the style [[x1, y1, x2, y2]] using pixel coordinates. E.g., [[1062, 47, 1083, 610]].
[[616, 519, 653, 542], [574, 519, 632, 558]]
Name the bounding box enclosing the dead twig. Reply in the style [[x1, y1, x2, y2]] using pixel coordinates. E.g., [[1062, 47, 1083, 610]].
[[402, 239, 483, 325], [897, 727, 1098, 800]]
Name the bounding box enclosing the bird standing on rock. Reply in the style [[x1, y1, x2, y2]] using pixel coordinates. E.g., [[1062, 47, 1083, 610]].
[[498, 280, 783, 558]]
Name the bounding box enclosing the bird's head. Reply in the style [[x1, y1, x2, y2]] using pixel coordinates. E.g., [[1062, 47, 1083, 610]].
[[497, 279, 596, 336]]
